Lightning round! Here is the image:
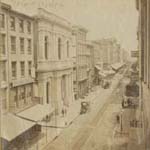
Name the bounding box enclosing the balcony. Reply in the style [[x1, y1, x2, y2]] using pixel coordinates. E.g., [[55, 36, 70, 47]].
[[37, 59, 73, 72]]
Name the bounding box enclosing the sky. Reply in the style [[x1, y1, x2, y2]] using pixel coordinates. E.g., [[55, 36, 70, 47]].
[[3, 0, 139, 51]]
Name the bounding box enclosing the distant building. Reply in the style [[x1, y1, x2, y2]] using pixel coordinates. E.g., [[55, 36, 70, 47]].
[[86, 41, 95, 91], [72, 25, 89, 98], [122, 49, 129, 63]]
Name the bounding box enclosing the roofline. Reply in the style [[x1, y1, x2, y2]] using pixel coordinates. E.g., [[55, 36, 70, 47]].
[[72, 25, 88, 33], [1, 2, 34, 20]]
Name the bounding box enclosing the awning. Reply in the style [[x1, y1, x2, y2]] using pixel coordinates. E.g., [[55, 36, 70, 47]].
[[17, 104, 54, 122], [111, 63, 124, 71], [106, 70, 116, 75], [99, 71, 106, 77], [1, 113, 35, 141], [95, 65, 101, 70]]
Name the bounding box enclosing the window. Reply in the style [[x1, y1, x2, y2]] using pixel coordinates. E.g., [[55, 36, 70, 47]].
[[19, 19, 24, 32], [20, 61, 25, 77], [27, 39, 32, 54], [12, 88, 18, 108], [27, 21, 31, 33], [11, 36, 16, 54], [0, 34, 5, 55], [20, 38, 24, 54], [61, 75, 66, 103], [46, 82, 49, 104], [10, 16, 15, 31], [67, 41, 69, 57], [1, 91, 6, 110], [58, 38, 61, 59], [20, 86, 25, 103], [44, 36, 48, 59], [27, 85, 32, 97], [28, 61, 32, 76], [0, 62, 6, 81], [12, 61, 17, 79], [0, 14, 5, 28]]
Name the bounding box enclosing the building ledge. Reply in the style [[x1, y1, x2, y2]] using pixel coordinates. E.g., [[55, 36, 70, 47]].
[[11, 78, 35, 87], [37, 59, 73, 72]]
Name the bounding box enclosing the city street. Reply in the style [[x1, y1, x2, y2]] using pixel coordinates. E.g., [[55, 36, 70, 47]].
[[43, 69, 127, 150], [1, 1, 148, 150]]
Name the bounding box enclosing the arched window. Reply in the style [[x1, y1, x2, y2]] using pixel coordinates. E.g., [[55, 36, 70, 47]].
[[67, 41, 69, 57], [58, 38, 61, 59]]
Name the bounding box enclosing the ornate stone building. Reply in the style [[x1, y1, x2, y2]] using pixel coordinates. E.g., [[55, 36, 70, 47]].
[[34, 8, 74, 116]]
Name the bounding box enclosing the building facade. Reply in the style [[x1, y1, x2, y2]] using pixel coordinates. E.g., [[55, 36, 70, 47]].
[[0, 2, 36, 116], [136, 0, 150, 149], [72, 26, 89, 98], [86, 41, 95, 91], [0, 3, 44, 150], [34, 8, 74, 117]]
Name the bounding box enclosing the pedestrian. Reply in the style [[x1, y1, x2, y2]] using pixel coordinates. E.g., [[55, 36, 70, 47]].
[[116, 115, 120, 123], [127, 98, 130, 106], [122, 101, 124, 108], [62, 108, 65, 117]]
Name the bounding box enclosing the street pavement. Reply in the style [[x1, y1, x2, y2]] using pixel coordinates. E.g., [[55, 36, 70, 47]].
[[43, 72, 124, 150]]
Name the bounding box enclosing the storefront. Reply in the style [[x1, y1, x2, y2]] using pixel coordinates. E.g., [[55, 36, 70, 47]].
[[1, 104, 54, 150]]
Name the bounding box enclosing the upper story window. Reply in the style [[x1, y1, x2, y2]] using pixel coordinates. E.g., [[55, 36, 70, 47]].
[[67, 41, 69, 57], [19, 19, 24, 33], [44, 36, 48, 59], [27, 39, 32, 54], [12, 61, 17, 79], [11, 36, 16, 54], [28, 61, 32, 76], [20, 61, 25, 77], [58, 38, 61, 60], [0, 34, 6, 55], [10, 16, 15, 31], [27, 21, 31, 34], [46, 82, 50, 104], [0, 62, 6, 82], [20, 38, 24, 54], [0, 14, 5, 28]]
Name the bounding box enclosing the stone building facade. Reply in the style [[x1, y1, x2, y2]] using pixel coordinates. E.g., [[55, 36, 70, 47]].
[[136, 0, 150, 149], [0, 3, 36, 114], [72, 25, 89, 98], [0, 3, 43, 150], [86, 41, 95, 91], [34, 8, 74, 116]]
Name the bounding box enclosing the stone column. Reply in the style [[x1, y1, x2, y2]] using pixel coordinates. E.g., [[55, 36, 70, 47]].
[[144, 1, 147, 83], [147, 0, 150, 87], [38, 31, 45, 60], [38, 78, 46, 105]]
